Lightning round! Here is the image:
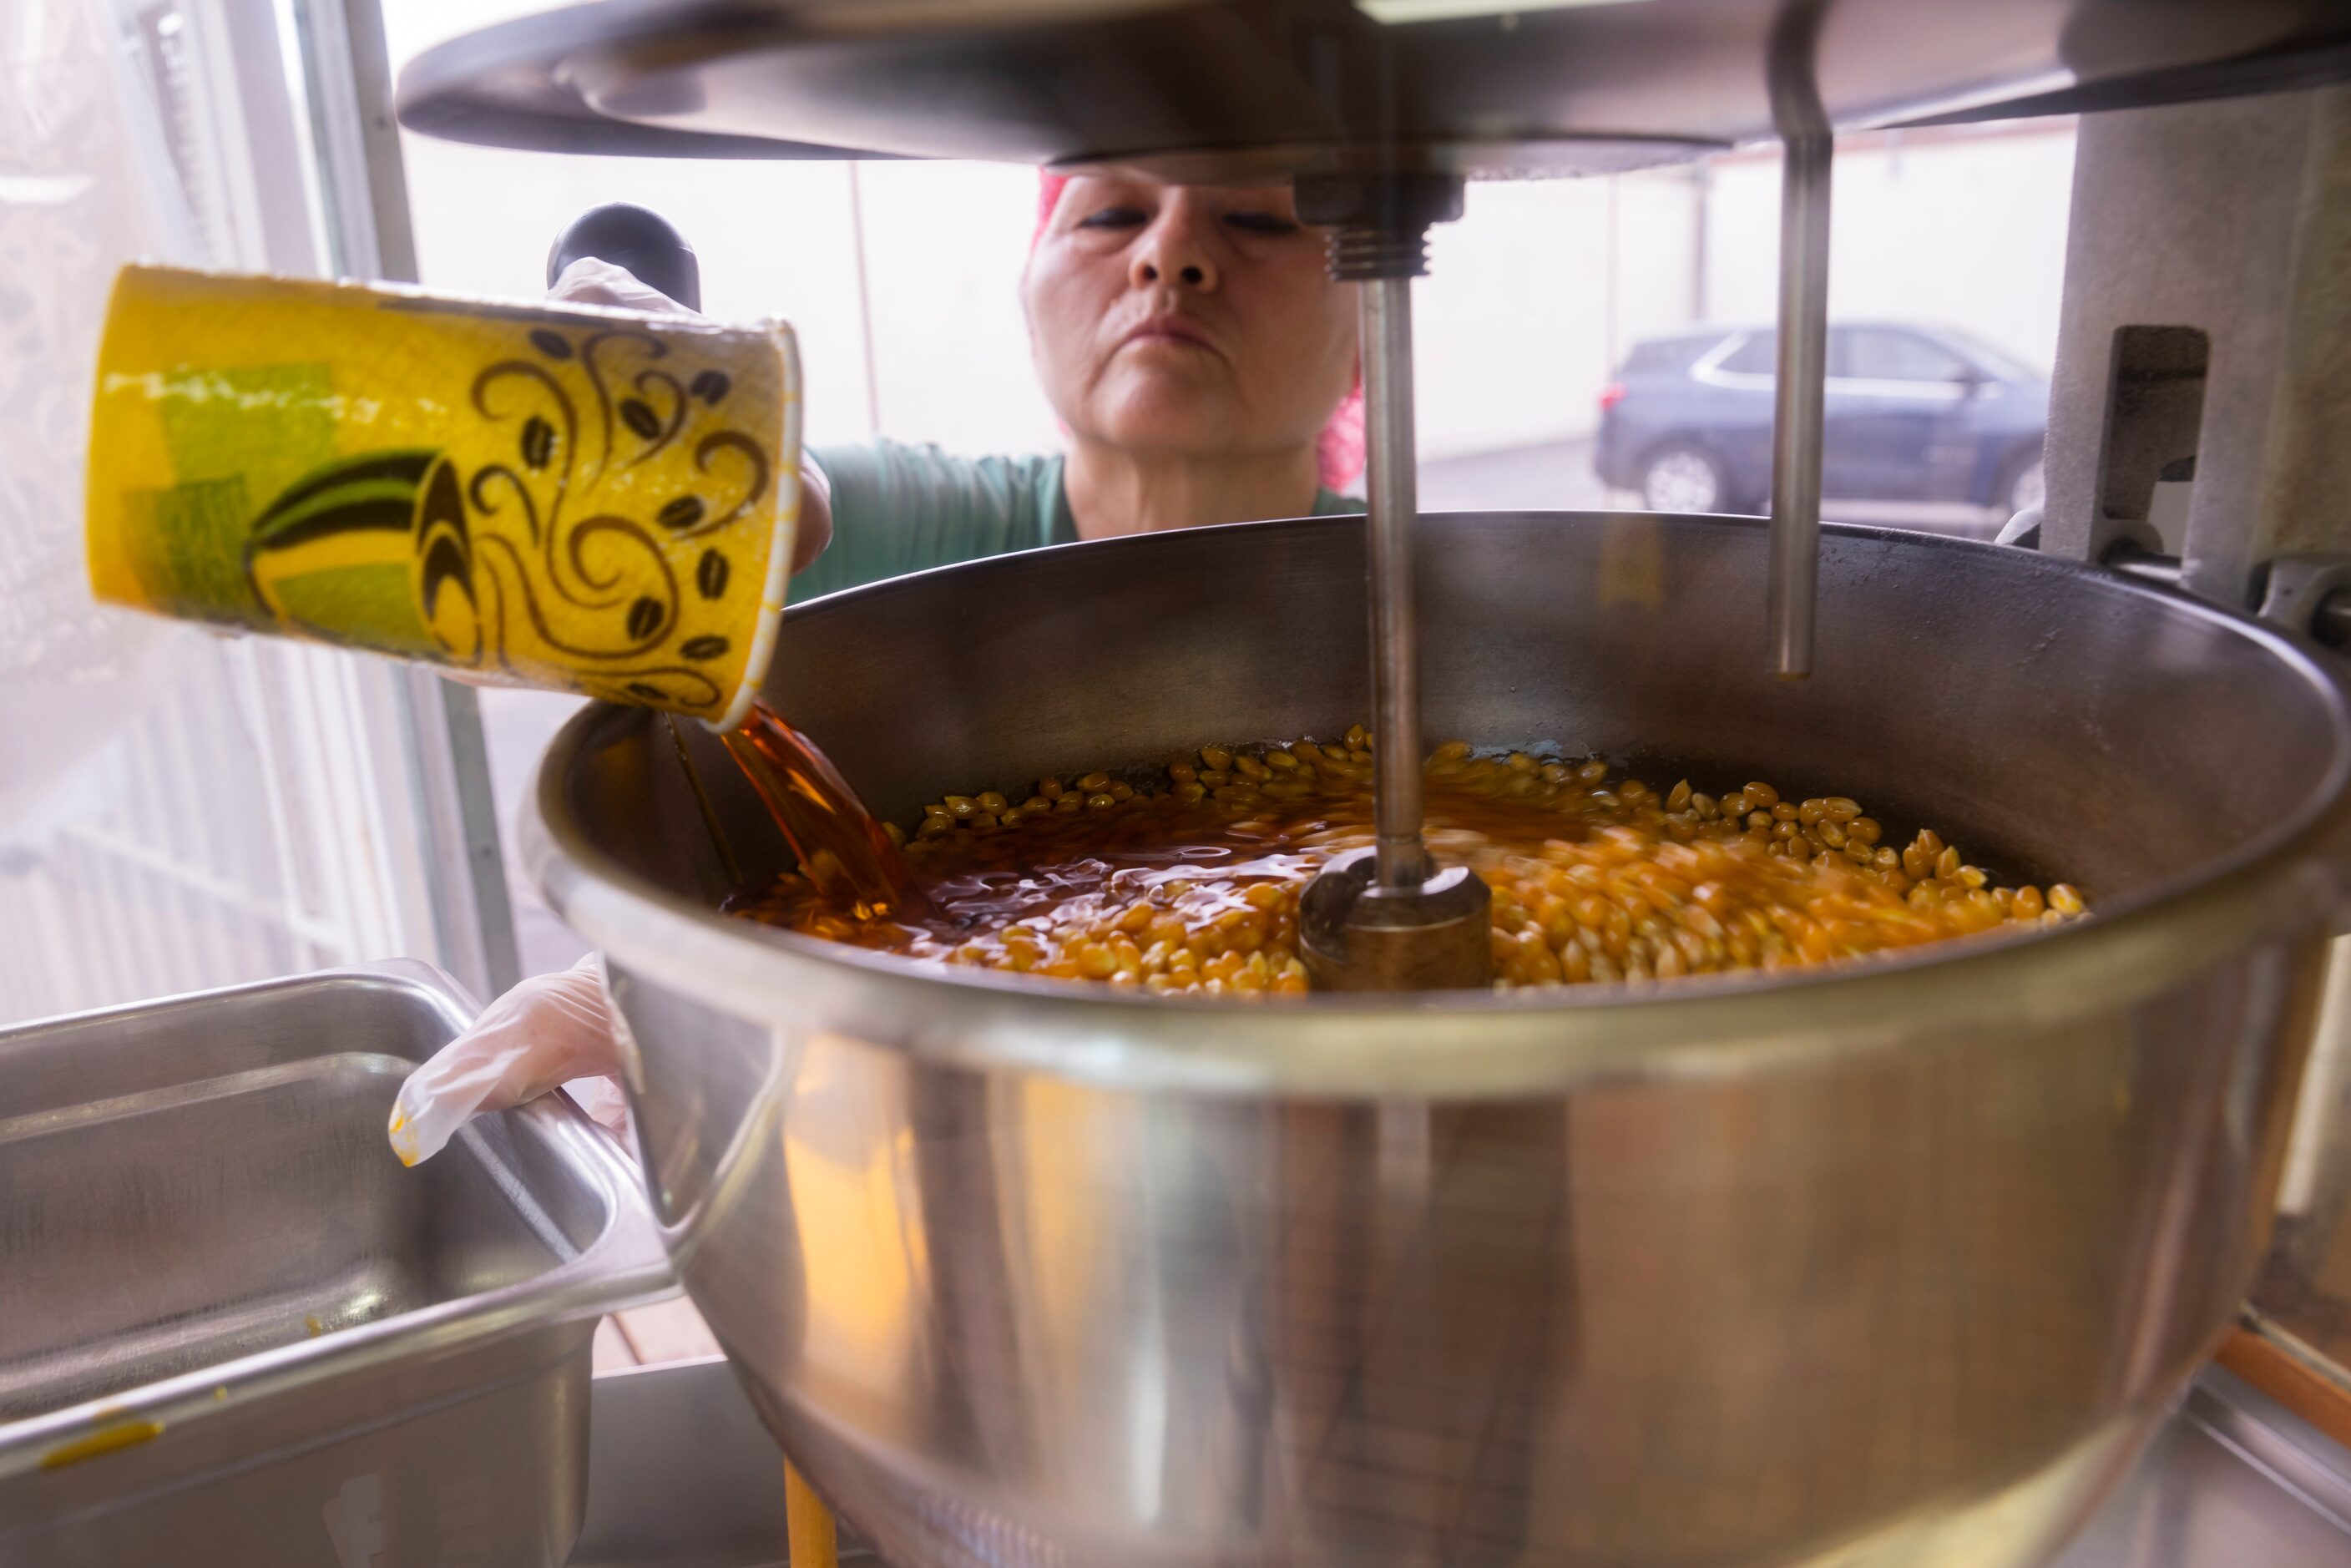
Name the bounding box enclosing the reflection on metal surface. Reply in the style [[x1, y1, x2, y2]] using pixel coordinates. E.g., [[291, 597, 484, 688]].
[[781, 1034, 925, 1399], [527, 513, 2351, 1566], [1354, 0, 1651, 23]]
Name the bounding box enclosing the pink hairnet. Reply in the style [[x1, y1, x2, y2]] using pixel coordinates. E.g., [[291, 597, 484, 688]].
[[1033, 173, 1365, 491]]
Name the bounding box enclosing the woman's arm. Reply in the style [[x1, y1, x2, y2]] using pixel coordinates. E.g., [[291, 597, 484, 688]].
[[392, 263, 1059, 1166], [791, 440, 1064, 599]]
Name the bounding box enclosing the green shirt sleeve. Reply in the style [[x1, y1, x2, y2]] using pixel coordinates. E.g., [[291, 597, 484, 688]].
[[792, 439, 1074, 600], [791, 437, 1363, 601]]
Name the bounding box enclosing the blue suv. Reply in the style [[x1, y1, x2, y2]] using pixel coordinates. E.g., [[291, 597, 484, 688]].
[[1595, 322, 2048, 518]]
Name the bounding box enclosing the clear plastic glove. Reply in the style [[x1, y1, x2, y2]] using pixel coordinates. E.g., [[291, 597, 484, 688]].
[[548, 254, 695, 315], [388, 953, 634, 1166]]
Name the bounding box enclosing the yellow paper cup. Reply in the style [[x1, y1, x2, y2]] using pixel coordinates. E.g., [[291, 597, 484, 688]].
[[86, 265, 801, 729]]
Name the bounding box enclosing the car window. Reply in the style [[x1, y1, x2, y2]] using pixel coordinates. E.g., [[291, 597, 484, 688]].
[[1716, 331, 1776, 376], [1843, 328, 1970, 382], [1937, 326, 2041, 382], [1620, 340, 1691, 375]]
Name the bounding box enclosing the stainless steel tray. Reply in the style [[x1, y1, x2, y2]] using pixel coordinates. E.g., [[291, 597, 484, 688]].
[[571, 1360, 2351, 1568], [0, 960, 675, 1567]]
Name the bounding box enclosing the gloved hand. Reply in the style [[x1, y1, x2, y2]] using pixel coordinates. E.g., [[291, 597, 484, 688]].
[[388, 953, 634, 1166], [547, 253, 695, 315]]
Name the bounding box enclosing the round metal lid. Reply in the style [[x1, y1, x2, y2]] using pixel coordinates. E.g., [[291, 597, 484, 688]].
[[397, 0, 2351, 177]]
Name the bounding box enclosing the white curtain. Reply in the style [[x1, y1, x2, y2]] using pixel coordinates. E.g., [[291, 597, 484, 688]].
[[0, 0, 200, 838]]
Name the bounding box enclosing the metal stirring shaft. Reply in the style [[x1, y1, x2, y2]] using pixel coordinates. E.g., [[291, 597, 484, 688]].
[[1763, 0, 1833, 678], [1361, 272, 1428, 892], [1765, 130, 1831, 678], [1294, 175, 1491, 991]]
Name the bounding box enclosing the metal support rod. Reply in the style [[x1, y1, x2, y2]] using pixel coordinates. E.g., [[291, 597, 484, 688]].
[[1361, 275, 1428, 893], [1766, 131, 1833, 679]]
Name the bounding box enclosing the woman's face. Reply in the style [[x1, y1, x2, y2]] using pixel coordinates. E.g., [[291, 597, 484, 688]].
[[1024, 175, 1358, 463]]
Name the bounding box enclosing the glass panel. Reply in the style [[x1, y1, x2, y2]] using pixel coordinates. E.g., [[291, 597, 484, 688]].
[[1619, 338, 1696, 376], [0, 0, 471, 1023], [1843, 327, 1970, 382], [1718, 331, 1777, 376]]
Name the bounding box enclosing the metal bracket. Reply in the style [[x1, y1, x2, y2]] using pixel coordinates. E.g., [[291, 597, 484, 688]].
[[2259, 555, 2351, 650]]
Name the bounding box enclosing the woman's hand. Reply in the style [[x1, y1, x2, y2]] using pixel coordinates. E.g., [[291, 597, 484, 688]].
[[387, 953, 633, 1164], [548, 258, 833, 573], [393, 261, 845, 1162]]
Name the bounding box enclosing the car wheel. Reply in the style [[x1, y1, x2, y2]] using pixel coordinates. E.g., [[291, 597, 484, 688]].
[[2000, 449, 2046, 516], [1640, 443, 1729, 513]]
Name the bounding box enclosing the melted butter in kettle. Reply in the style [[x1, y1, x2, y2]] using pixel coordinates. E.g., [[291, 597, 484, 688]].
[[721, 700, 932, 923], [731, 728, 2086, 996]]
